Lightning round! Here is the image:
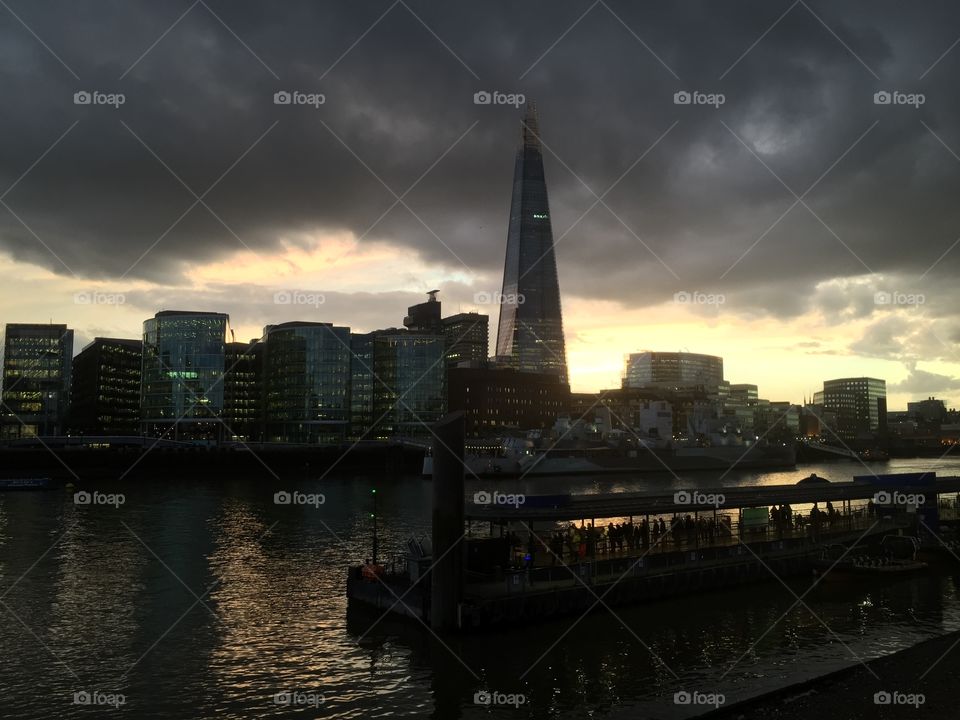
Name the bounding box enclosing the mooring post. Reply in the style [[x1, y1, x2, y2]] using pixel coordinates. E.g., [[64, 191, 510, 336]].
[[431, 411, 465, 631]]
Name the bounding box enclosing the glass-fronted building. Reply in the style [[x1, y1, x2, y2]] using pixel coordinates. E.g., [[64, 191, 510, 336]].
[[264, 322, 351, 444], [1, 323, 74, 438], [69, 337, 142, 435], [372, 331, 445, 440], [443, 312, 488, 368], [822, 377, 887, 438], [495, 102, 568, 383], [624, 351, 724, 391], [141, 311, 228, 441]]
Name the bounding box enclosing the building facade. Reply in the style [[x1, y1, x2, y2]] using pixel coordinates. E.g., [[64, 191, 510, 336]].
[[140, 311, 228, 440], [495, 102, 568, 383], [821, 377, 887, 438], [223, 341, 263, 442], [624, 351, 724, 391], [442, 312, 488, 368], [69, 337, 142, 435], [447, 364, 568, 436], [263, 323, 351, 444], [372, 331, 445, 439], [1, 323, 74, 438]]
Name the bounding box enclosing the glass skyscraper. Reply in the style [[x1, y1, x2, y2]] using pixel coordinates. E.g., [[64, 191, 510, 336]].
[[495, 102, 568, 384], [141, 311, 228, 440]]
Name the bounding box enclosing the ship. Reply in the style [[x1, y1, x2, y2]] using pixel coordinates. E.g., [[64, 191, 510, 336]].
[[423, 437, 795, 478]]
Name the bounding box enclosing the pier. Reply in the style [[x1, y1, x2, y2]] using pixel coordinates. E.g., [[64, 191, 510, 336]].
[[347, 425, 960, 630]]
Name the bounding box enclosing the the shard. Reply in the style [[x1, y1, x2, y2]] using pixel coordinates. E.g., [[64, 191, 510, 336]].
[[495, 102, 568, 384]]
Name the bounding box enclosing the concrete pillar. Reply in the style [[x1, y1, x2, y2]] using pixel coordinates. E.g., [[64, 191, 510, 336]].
[[431, 411, 465, 631]]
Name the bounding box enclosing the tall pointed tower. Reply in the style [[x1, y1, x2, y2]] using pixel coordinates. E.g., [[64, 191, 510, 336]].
[[495, 102, 568, 384]]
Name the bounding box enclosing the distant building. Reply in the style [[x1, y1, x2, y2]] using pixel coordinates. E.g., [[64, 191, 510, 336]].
[[908, 397, 948, 424], [141, 311, 228, 441], [494, 102, 568, 383], [447, 364, 568, 436], [69, 337, 141, 435], [403, 290, 442, 334], [728, 383, 758, 405], [223, 341, 263, 442], [349, 331, 377, 440], [263, 323, 351, 444], [624, 351, 724, 392], [821, 377, 887, 438], [1, 323, 74, 438], [372, 331, 445, 439], [442, 312, 488, 368]]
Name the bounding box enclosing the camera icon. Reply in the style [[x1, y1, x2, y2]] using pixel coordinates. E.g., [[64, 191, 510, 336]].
[[673, 91, 691, 105], [473, 491, 492, 505], [674, 691, 692, 705], [673, 291, 691, 304], [473, 691, 491, 705], [674, 490, 691, 504], [274, 491, 292, 505], [73, 291, 91, 305], [473, 91, 492, 105], [73, 690, 92, 705], [274, 691, 292, 705], [874, 291, 891, 305], [874, 691, 892, 705], [74, 490, 92, 505], [273, 290, 292, 305], [473, 291, 492, 305], [274, 91, 292, 105], [873, 90, 891, 105], [73, 91, 91, 105], [874, 491, 891, 504]]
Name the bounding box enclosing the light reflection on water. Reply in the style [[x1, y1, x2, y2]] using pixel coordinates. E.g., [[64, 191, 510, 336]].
[[0, 458, 957, 718]]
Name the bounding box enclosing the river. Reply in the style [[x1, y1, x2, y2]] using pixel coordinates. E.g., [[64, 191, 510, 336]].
[[0, 457, 958, 718]]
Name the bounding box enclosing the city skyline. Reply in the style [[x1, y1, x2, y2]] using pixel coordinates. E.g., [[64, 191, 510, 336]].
[[3, 2, 960, 411]]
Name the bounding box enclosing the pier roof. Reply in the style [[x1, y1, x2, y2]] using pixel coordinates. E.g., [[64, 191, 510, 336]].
[[465, 476, 960, 521]]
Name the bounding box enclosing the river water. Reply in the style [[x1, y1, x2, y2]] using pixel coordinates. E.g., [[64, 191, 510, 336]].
[[1, 457, 959, 719]]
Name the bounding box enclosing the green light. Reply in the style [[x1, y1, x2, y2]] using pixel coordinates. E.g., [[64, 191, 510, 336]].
[[371, 488, 377, 494]]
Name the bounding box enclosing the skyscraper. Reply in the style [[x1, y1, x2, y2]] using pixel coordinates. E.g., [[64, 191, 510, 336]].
[[495, 102, 568, 384]]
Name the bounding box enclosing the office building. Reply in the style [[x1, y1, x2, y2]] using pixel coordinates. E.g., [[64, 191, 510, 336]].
[[442, 312, 488, 368], [263, 323, 351, 443], [624, 351, 724, 391], [1, 323, 74, 438], [495, 102, 568, 383], [69, 337, 141, 435], [821, 377, 887, 438], [372, 331, 445, 439], [140, 311, 228, 440], [223, 341, 263, 442]]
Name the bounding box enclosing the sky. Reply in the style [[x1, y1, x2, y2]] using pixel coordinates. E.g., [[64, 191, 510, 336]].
[[2, 0, 960, 410]]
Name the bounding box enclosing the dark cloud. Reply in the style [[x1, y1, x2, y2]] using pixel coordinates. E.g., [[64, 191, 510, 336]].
[[2, 0, 960, 322]]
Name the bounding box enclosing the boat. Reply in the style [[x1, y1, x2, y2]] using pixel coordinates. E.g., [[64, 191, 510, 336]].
[[422, 438, 796, 478], [813, 539, 927, 577], [0, 477, 51, 490]]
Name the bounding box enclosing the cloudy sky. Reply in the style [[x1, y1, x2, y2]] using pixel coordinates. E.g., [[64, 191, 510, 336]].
[[2, 0, 960, 409]]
